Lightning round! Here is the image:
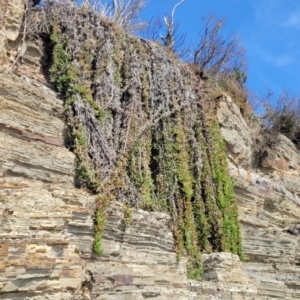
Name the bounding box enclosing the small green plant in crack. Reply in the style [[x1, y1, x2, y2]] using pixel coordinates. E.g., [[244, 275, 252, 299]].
[[124, 203, 133, 225], [94, 232, 103, 255], [94, 200, 107, 255], [72, 125, 100, 191], [49, 28, 76, 97]]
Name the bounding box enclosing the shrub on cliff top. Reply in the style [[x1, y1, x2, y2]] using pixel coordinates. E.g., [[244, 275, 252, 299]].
[[255, 90, 300, 148], [264, 91, 300, 144], [24, 0, 147, 35]]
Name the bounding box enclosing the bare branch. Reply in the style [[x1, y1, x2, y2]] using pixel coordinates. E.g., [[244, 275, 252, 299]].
[[193, 15, 246, 75], [171, 0, 185, 22], [86, 0, 148, 32], [160, 0, 186, 50]]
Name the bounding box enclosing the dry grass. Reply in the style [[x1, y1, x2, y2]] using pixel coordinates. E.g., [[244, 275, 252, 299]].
[[202, 72, 251, 120], [259, 90, 300, 145]]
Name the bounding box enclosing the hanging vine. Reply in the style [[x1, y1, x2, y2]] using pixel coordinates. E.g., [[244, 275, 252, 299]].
[[32, 4, 244, 279]]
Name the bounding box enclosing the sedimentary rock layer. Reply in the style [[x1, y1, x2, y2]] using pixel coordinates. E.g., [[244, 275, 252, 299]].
[[1, 1, 300, 299], [0, 68, 257, 299], [217, 94, 300, 299]]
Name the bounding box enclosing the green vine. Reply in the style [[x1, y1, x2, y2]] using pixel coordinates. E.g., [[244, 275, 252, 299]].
[[124, 203, 133, 225], [47, 12, 243, 278]]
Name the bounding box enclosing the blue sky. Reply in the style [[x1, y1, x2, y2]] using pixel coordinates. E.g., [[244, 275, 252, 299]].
[[141, 0, 300, 97]]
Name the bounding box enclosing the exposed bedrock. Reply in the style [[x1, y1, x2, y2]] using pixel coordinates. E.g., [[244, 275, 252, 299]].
[[1, 1, 300, 299], [217, 94, 300, 299], [0, 70, 256, 299]]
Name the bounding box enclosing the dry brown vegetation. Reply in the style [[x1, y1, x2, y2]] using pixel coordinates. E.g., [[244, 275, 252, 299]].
[[254, 90, 300, 148]]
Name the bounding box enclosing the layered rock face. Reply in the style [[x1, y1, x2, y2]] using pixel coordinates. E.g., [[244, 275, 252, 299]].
[[0, 0, 24, 63], [1, 1, 300, 300], [217, 95, 300, 299], [0, 68, 96, 298], [0, 71, 256, 300], [87, 202, 257, 300], [0, 4, 257, 299]]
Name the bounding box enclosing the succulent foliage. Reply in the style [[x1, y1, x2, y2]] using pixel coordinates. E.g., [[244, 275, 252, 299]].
[[27, 3, 243, 279]]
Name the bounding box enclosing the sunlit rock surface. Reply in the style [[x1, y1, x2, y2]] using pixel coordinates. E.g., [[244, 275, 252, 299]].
[[1, 1, 300, 299], [0, 46, 256, 300], [217, 94, 300, 299]]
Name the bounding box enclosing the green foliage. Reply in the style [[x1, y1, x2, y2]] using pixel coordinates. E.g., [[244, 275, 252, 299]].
[[72, 124, 100, 190], [94, 232, 103, 254], [184, 199, 203, 280], [47, 12, 243, 277], [208, 123, 243, 257], [124, 203, 133, 225], [234, 67, 247, 85], [93, 197, 108, 255], [50, 44, 74, 95]]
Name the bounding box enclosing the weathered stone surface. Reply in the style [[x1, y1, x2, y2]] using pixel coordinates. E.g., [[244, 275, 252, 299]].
[[0, 71, 73, 184], [217, 94, 253, 167], [0, 33, 8, 63], [202, 252, 251, 283], [0, 68, 97, 298], [21, 39, 44, 69], [2, 2, 300, 299], [0, 19, 97, 295], [190, 253, 257, 300], [89, 213, 257, 300], [0, 0, 24, 63], [0, 0, 24, 41], [217, 94, 300, 299], [88, 203, 196, 300], [190, 281, 257, 300]]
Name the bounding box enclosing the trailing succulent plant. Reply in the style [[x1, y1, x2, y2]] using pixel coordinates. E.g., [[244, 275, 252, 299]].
[[27, 3, 243, 279]]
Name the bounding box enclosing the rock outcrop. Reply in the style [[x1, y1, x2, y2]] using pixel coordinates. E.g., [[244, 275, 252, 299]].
[[0, 68, 96, 298], [0, 12, 257, 298], [0, 0, 24, 63], [1, 1, 300, 300], [88, 203, 257, 300], [217, 94, 300, 299], [0, 71, 257, 300]]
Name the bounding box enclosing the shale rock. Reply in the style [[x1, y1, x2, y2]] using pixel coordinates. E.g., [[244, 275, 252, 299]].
[[217, 94, 300, 299], [1, 1, 300, 299], [0, 58, 257, 299]]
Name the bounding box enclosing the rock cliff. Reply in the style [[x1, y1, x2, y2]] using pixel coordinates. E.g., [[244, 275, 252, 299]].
[[0, 69, 256, 299], [0, 1, 300, 300], [218, 95, 300, 299]]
